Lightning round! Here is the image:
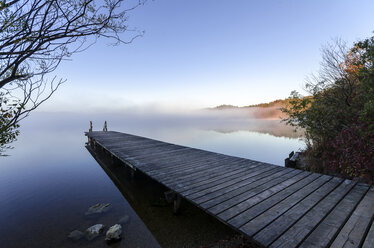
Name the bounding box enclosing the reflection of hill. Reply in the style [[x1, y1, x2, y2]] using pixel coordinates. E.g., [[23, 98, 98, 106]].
[[202, 104, 302, 138], [202, 120, 303, 139], [209, 106, 288, 120], [211, 99, 292, 120], [249, 106, 288, 119]]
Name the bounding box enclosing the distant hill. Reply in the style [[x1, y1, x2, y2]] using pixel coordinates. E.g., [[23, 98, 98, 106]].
[[210, 99, 291, 119], [244, 99, 291, 108], [214, 104, 239, 110], [212, 99, 290, 110]]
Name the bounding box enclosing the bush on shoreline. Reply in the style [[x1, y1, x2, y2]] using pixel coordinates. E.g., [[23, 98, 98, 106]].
[[283, 35, 374, 184]]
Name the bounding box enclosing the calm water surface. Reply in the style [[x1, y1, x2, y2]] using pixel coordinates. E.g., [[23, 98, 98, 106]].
[[0, 111, 304, 248]]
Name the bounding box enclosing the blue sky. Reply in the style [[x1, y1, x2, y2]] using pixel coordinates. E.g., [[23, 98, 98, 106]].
[[42, 0, 374, 112]]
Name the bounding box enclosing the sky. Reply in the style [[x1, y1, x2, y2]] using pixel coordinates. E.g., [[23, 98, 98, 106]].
[[40, 0, 374, 112]]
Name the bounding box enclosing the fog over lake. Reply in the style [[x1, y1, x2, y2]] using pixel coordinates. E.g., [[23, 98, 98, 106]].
[[7, 109, 303, 164], [0, 109, 304, 247]]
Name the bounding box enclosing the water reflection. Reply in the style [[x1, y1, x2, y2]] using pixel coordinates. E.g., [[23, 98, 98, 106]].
[[87, 145, 239, 247], [0, 111, 304, 248]]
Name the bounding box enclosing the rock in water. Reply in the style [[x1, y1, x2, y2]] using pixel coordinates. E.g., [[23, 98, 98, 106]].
[[85, 224, 105, 241], [118, 215, 130, 224], [105, 224, 122, 242], [68, 230, 84, 241], [85, 203, 111, 216]]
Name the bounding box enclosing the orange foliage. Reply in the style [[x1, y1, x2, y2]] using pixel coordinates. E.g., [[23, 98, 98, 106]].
[[340, 48, 364, 76]]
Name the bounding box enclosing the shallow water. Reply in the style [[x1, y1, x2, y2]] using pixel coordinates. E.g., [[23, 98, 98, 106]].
[[0, 111, 304, 247]]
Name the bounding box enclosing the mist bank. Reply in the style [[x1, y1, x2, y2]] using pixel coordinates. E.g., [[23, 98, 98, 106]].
[[206, 106, 287, 120], [210, 99, 290, 120], [31, 107, 302, 139]]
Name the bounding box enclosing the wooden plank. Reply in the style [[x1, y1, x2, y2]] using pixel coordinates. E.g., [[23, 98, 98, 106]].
[[150, 155, 235, 175], [329, 185, 374, 248], [135, 147, 212, 164], [91, 133, 194, 168], [107, 141, 175, 153], [96, 141, 185, 162], [90, 132, 264, 176], [89, 133, 258, 185], [176, 162, 261, 194], [145, 153, 229, 176], [203, 168, 299, 213], [91, 133, 260, 183], [253, 177, 343, 246], [138, 150, 223, 172], [98, 137, 159, 147], [298, 183, 369, 248], [115, 143, 185, 159], [112, 146, 189, 164], [159, 159, 253, 190], [132, 151, 249, 183], [363, 218, 374, 248], [116, 148, 204, 170], [90, 131, 164, 145], [159, 156, 251, 182], [184, 165, 280, 198], [141, 148, 209, 163], [191, 167, 286, 202], [220, 171, 314, 223], [145, 155, 240, 183], [88, 131, 374, 248], [148, 159, 254, 193], [99, 142, 219, 174], [93, 135, 163, 148], [239, 175, 331, 236], [269, 179, 356, 248], [100, 136, 176, 149], [152, 156, 245, 182]]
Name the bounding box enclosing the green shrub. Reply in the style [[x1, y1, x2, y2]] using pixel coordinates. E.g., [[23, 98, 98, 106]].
[[283, 35, 374, 184]]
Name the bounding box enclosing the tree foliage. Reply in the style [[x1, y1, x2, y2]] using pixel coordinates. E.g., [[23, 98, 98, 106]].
[[0, 0, 144, 155], [283, 36, 374, 184], [0, 90, 20, 155]]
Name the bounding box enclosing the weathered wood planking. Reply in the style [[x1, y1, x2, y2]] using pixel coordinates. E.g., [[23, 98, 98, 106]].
[[86, 131, 374, 248]]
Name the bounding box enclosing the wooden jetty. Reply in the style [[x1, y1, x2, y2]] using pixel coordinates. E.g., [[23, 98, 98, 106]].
[[86, 131, 374, 248]]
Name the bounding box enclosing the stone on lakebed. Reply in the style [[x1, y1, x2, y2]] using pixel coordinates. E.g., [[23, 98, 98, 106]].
[[105, 224, 122, 242], [85, 224, 105, 241], [68, 230, 84, 241], [85, 203, 111, 216]]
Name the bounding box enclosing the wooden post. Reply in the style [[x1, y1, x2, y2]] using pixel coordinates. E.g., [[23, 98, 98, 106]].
[[173, 194, 182, 214], [164, 190, 182, 213], [103, 121, 108, 131], [130, 169, 135, 178], [89, 121, 93, 132]]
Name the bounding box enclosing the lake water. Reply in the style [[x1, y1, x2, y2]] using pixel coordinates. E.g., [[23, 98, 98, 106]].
[[0, 111, 304, 248]]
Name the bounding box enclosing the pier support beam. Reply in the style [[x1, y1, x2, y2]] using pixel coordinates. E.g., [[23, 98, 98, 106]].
[[173, 194, 182, 214], [103, 121, 108, 131], [130, 168, 136, 178], [165, 190, 182, 214]]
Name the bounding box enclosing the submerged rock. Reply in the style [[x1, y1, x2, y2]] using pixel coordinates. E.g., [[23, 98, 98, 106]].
[[105, 224, 122, 242], [68, 230, 84, 241], [85, 203, 111, 216], [118, 215, 130, 224], [85, 224, 105, 241]]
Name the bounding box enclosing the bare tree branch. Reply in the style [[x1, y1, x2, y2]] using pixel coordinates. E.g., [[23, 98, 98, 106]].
[[0, 0, 146, 155]]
